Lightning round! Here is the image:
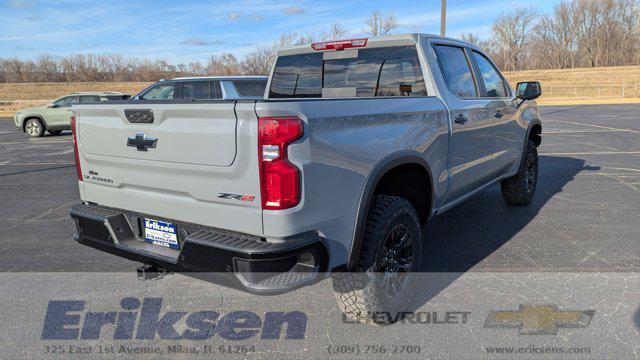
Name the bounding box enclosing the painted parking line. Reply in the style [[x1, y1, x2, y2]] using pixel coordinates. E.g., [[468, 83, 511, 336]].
[[0, 141, 72, 145], [545, 120, 640, 134], [0, 162, 75, 166], [541, 151, 640, 155], [544, 129, 633, 134]]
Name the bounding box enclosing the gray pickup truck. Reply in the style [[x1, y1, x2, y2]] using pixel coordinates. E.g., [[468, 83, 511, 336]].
[[69, 34, 542, 325]]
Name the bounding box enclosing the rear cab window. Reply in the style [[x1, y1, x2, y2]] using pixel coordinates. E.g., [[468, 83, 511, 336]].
[[269, 45, 427, 99]]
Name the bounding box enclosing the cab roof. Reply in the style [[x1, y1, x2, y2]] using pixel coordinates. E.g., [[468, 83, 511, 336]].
[[277, 33, 479, 56]]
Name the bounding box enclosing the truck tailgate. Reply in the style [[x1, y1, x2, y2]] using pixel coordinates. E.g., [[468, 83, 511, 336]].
[[72, 101, 263, 235], [80, 105, 236, 166]]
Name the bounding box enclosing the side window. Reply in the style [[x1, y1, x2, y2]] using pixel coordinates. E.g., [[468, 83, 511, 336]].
[[182, 81, 210, 100], [52, 96, 76, 107], [210, 81, 222, 99], [472, 51, 509, 98], [141, 83, 176, 100], [79, 96, 99, 103], [232, 81, 266, 97], [433, 45, 478, 98]]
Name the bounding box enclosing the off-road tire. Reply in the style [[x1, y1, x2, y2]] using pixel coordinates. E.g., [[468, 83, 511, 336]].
[[501, 140, 538, 205], [333, 195, 422, 325], [48, 130, 62, 136], [25, 118, 45, 137]]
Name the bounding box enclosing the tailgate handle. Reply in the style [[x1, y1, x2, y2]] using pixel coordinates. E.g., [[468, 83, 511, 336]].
[[125, 109, 154, 123]]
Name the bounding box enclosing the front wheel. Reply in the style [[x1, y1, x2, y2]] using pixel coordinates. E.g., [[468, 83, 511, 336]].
[[25, 118, 45, 137], [333, 195, 422, 325], [501, 140, 538, 205]]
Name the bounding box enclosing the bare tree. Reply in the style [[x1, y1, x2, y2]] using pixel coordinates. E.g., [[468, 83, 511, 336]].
[[206, 53, 241, 76], [460, 33, 480, 45], [242, 46, 274, 75], [187, 61, 206, 76], [531, 1, 577, 69], [294, 22, 348, 45], [323, 22, 347, 40], [364, 11, 398, 36], [491, 7, 538, 71]]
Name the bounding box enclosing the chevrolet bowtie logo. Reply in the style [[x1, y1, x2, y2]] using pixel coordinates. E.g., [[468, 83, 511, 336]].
[[484, 305, 595, 335], [127, 132, 158, 151]]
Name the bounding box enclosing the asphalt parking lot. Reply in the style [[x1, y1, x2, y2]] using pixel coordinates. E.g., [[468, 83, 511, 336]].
[[1, 105, 639, 358]]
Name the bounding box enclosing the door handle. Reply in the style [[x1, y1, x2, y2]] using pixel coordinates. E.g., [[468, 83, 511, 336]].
[[454, 114, 468, 125], [494, 110, 504, 119]]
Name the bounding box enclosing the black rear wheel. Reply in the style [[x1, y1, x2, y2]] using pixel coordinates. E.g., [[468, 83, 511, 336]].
[[333, 195, 422, 325]]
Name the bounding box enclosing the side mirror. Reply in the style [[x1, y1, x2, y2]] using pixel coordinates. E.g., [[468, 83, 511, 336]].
[[516, 81, 542, 101], [49, 104, 60, 108]]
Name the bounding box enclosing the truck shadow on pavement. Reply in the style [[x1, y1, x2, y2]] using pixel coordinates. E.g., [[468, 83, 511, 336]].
[[410, 155, 599, 308]]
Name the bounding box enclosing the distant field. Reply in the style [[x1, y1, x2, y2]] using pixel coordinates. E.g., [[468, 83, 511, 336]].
[[2, 65, 640, 115], [0, 82, 151, 116], [0, 82, 151, 101], [503, 65, 640, 105]]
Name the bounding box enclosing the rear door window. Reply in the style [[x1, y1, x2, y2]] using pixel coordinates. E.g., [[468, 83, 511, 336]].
[[269, 46, 427, 98], [232, 81, 266, 97], [433, 45, 478, 98], [182, 81, 210, 100], [141, 83, 176, 100]]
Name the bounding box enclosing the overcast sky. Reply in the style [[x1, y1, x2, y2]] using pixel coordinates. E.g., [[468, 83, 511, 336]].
[[1, 0, 555, 63]]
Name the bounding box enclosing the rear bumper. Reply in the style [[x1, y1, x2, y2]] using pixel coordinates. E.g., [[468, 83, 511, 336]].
[[70, 203, 328, 294]]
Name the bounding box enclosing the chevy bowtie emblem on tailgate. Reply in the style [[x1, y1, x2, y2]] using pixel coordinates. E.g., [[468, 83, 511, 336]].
[[127, 132, 158, 151]]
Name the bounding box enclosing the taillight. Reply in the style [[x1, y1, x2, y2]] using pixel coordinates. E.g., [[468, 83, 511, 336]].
[[258, 117, 303, 210], [311, 38, 367, 51], [70, 115, 83, 181]]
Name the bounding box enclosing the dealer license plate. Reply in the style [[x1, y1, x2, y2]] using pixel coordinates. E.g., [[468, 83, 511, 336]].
[[143, 218, 180, 250]]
